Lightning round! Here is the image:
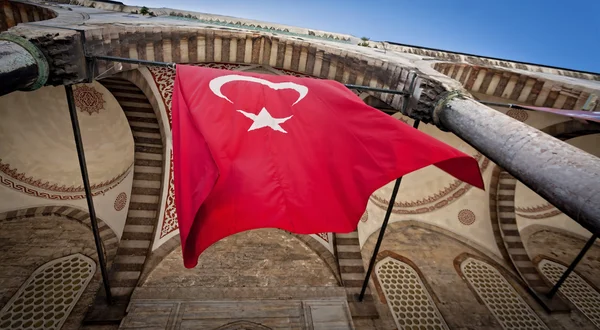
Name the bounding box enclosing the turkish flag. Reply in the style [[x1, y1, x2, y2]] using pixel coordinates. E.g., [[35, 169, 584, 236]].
[[172, 65, 484, 268]]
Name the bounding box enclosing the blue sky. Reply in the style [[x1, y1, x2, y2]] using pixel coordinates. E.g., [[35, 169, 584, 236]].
[[125, 0, 599, 73]]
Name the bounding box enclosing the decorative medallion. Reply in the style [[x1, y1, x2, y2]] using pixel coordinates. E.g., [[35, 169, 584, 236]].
[[360, 210, 368, 222], [114, 192, 127, 211], [506, 109, 529, 122], [458, 209, 476, 225], [73, 85, 105, 115]]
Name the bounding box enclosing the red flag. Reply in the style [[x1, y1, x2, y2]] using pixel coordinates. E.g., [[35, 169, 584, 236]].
[[172, 65, 483, 268]]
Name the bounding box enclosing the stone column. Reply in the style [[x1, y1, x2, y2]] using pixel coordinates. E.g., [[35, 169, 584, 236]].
[[429, 91, 600, 235], [0, 33, 49, 96]]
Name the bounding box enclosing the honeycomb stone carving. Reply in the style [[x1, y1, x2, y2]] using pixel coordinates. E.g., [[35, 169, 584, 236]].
[[376, 256, 449, 330], [461, 258, 548, 330], [539, 259, 600, 327], [0, 254, 96, 330]]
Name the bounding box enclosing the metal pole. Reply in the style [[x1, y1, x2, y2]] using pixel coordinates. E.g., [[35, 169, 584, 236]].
[[547, 234, 597, 298], [359, 119, 420, 302], [478, 101, 517, 109], [65, 85, 113, 305], [344, 84, 408, 95], [92, 55, 409, 96], [358, 177, 401, 301]]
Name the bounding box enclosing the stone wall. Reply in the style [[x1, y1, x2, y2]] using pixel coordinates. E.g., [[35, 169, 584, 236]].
[[0, 215, 102, 330], [143, 228, 338, 289]]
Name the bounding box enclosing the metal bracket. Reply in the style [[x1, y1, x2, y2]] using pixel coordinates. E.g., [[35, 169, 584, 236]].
[[401, 71, 419, 116], [432, 90, 465, 131], [0, 32, 49, 91]]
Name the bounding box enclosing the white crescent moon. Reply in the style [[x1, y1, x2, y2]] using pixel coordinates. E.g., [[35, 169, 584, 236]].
[[209, 74, 308, 106]]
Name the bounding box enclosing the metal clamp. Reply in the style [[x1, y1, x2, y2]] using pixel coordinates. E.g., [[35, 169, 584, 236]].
[[0, 32, 49, 91], [432, 90, 465, 130]]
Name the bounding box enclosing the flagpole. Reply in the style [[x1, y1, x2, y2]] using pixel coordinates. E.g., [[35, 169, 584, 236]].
[[359, 73, 418, 302], [65, 85, 113, 305], [358, 118, 420, 302]]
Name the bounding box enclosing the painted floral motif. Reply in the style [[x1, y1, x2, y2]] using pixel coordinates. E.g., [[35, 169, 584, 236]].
[[458, 209, 476, 225], [516, 202, 562, 219], [148, 64, 249, 128], [73, 85, 105, 115], [161, 152, 177, 238], [0, 159, 131, 200], [517, 210, 562, 219], [114, 192, 128, 211], [515, 203, 555, 213], [370, 156, 490, 214]]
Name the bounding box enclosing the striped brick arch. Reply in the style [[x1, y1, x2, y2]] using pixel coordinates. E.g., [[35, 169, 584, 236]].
[[433, 62, 597, 110], [0, 206, 118, 265], [82, 70, 167, 322], [86, 26, 426, 118], [488, 120, 600, 298]]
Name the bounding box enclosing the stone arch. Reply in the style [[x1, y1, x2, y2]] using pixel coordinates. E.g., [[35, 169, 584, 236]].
[[433, 62, 599, 111], [79, 70, 169, 320], [488, 120, 600, 295], [0, 205, 118, 264], [138, 230, 341, 286], [85, 26, 428, 116]]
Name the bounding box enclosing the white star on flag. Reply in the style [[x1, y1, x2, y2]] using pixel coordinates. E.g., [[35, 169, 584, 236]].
[[237, 108, 293, 133]]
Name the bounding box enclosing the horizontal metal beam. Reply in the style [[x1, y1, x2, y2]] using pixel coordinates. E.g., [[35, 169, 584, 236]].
[[92, 55, 409, 96], [435, 94, 600, 235]]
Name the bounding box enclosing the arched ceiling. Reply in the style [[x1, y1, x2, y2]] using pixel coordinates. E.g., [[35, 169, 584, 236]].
[[0, 81, 134, 199]]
